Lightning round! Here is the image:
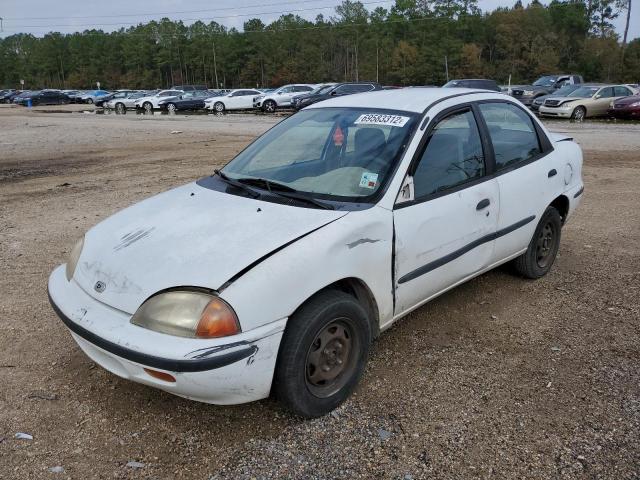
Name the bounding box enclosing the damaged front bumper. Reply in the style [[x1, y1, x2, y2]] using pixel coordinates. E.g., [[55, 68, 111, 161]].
[[47, 265, 286, 405]]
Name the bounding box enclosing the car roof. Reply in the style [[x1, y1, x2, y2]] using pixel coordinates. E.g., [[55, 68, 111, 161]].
[[306, 87, 507, 113]]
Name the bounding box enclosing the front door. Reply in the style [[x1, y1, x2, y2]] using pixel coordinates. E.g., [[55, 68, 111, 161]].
[[393, 107, 499, 315]]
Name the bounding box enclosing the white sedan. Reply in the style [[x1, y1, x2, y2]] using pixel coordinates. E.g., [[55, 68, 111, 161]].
[[205, 89, 263, 112], [134, 89, 184, 112], [48, 88, 583, 418]]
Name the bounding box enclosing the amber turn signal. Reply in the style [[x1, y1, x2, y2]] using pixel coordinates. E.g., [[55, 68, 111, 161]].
[[195, 297, 241, 338], [144, 368, 176, 383]]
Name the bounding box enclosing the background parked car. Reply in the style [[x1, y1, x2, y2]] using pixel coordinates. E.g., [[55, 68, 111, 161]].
[[80, 90, 111, 104], [509, 74, 584, 106], [253, 84, 317, 112], [94, 90, 137, 108], [0, 89, 20, 103], [205, 89, 263, 112], [13, 90, 70, 106], [531, 84, 582, 111], [104, 92, 148, 113], [539, 84, 637, 120], [442, 78, 501, 92], [292, 82, 381, 110], [171, 84, 208, 92], [607, 93, 640, 119], [135, 90, 184, 112], [159, 90, 213, 112]]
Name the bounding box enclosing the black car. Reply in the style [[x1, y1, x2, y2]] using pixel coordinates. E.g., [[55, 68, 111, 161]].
[[0, 89, 21, 103], [443, 79, 501, 92], [292, 82, 382, 110], [14, 90, 70, 106], [158, 90, 212, 112]]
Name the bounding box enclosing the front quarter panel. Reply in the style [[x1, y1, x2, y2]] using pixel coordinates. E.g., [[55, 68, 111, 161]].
[[220, 207, 394, 333]]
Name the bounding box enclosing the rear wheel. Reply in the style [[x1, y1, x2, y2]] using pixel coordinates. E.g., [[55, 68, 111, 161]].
[[571, 106, 586, 122], [274, 290, 371, 418], [263, 99, 276, 113], [513, 207, 562, 279]]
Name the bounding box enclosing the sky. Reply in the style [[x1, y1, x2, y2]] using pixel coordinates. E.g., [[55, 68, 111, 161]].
[[0, 0, 637, 40]]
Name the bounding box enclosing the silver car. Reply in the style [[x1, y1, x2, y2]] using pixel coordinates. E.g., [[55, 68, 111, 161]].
[[104, 92, 148, 113]]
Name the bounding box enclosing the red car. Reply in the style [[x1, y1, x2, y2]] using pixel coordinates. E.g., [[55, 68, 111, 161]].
[[608, 95, 640, 119]]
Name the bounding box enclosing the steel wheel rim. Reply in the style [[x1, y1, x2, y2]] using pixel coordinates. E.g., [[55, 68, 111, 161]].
[[265, 101, 275, 112], [305, 318, 358, 398], [536, 221, 556, 268], [168, 103, 176, 113], [116, 104, 124, 114], [144, 103, 152, 113], [574, 108, 585, 121], [214, 102, 223, 112]]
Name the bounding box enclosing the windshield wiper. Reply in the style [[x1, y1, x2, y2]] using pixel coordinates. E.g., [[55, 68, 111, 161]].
[[214, 170, 260, 198], [237, 177, 335, 210]]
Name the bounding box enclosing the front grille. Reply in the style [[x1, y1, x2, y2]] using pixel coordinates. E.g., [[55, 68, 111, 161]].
[[544, 99, 561, 107], [512, 89, 524, 96]]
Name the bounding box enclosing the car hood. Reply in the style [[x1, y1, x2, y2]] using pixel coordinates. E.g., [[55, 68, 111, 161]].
[[73, 182, 347, 314], [544, 96, 579, 106]]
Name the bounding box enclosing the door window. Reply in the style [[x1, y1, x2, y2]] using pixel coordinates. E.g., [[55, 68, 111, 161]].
[[614, 86, 631, 97], [478, 103, 541, 171], [413, 109, 485, 198], [598, 87, 614, 98]]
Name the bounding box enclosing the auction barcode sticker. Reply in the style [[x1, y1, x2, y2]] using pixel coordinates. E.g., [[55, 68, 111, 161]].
[[354, 113, 410, 127]]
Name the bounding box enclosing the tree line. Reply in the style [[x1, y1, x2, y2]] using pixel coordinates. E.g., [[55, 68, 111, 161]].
[[0, 0, 637, 90]]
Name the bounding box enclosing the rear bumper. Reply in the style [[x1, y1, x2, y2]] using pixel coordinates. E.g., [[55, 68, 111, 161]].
[[48, 265, 286, 404]]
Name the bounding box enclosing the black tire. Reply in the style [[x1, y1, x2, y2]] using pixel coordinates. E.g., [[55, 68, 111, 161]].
[[86, 98, 94, 104], [513, 207, 562, 279], [263, 99, 276, 113], [167, 103, 177, 113], [143, 102, 153, 113], [213, 101, 225, 112], [115, 102, 126, 114], [274, 290, 372, 418], [571, 106, 586, 122]]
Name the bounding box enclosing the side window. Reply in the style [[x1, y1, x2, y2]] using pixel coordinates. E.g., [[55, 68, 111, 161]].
[[478, 103, 541, 171], [413, 109, 485, 198], [614, 86, 631, 97], [598, 87, 614, 98], [296, 86, 313, 92]]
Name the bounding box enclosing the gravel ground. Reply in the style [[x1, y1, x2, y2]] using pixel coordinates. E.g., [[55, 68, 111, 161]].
[[0, 105, 639, 479]]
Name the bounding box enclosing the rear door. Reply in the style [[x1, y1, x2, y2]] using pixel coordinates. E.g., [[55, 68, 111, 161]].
[[393, 106, 499, 314], [476, 101, 555, 262]]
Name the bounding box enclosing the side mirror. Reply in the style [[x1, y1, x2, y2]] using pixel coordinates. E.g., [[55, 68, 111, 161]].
[[594, 94, 601, 99], [330, 91, 337, 96]]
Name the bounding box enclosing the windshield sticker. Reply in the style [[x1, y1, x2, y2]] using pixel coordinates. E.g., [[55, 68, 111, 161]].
[[359, 172, 379, 189], [355, 113, 410, 127]]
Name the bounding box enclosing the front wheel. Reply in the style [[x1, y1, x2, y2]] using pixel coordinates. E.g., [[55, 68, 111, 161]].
[[143, 102, 153, 113], [274, 290, 371, 418], [571, 106, 586, 122], [213, 101, 225, 112], [262, 99, 276, 113], [167, 103, 177, 113], [513, 206, 562, 279], [115, 103, 126, 114]]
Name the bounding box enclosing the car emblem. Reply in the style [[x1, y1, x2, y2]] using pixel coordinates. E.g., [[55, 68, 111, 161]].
[[94, 281, 106, 293]]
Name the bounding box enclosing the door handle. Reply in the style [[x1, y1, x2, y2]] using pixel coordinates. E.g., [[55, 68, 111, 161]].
[[476, 198, 490, 210], [548, 169, 557, 178]]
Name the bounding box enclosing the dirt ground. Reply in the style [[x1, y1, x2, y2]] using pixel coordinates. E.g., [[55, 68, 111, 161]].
[[0, 104, 639, 479]]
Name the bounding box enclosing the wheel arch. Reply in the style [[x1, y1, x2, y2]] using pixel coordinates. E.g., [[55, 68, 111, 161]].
[[290, 277, 381, 340], [549, 194, 570, 224]]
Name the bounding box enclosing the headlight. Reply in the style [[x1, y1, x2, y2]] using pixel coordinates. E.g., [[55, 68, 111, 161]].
[[630, 101, 640, 107], [523, 91, 535, 96], [130, 290, 240, 338], [560, 103, 573, 109], [65, 236, 84, 281]]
